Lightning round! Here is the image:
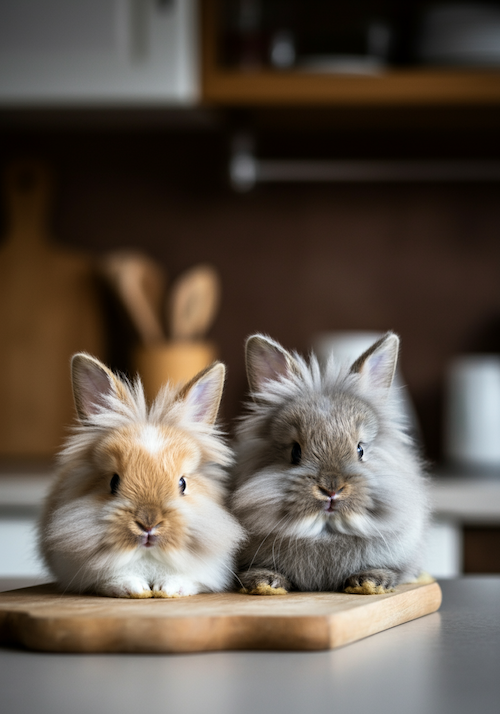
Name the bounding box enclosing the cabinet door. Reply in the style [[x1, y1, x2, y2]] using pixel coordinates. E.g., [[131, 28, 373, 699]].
[[0, 0, 199, 105]]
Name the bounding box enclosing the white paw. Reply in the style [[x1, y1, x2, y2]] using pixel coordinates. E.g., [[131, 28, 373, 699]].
[[151, 576, 200, 598], [98, 576, 152, 599]]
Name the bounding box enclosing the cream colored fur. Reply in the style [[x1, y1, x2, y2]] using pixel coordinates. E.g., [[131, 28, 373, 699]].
[[39, 355, 245, 598]]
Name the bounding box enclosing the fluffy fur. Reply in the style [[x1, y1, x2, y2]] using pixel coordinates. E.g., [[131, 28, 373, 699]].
[[231, 332, 430, 594], [39, 354, 245, 598]]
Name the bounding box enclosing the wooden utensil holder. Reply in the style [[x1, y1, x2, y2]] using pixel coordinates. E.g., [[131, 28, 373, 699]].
[[133, 341, 217, 401]]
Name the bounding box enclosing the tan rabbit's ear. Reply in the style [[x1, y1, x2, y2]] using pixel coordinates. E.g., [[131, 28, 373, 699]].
[[71, 353, 124, 421], [350, 332, 399, 393], [245, 334, 298, 394], [178, 361, 225, 425]]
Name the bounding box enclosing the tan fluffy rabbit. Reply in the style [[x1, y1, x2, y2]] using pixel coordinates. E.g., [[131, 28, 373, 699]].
[[39, 354, 245, 597]]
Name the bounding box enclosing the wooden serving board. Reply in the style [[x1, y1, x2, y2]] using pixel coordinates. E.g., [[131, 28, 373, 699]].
[[0, 581, 442, 653], [0, 160, 104, 457]]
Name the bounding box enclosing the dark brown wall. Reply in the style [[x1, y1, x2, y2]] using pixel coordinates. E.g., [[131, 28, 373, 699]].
[[1, 109, 500, 461]]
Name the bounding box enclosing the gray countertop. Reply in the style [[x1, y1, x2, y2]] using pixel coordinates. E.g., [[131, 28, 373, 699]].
[[1, 577, 499, 714]]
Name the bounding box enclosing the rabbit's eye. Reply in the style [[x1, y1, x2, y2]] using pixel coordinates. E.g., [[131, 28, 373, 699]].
[[291, 442, 302, 465], [179, 477, 186, 495], [357, 443, 364, 461], [110, 473, 120, 495]]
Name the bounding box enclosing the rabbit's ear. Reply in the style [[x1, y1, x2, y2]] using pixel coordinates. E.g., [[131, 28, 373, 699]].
[[245, 334, 298, 394], [71, 353, 123, 421], [179, 361, 225, 425], [350, 332, 399, 393]]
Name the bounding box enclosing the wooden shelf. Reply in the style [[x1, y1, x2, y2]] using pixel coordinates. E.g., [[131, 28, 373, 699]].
[[201, 1, 500, 107], [203, 68, 500, 107]]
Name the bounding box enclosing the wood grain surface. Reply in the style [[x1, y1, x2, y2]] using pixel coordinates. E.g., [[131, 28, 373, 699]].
[[0, 581, 442, 653], [0, 160, 104, 457]]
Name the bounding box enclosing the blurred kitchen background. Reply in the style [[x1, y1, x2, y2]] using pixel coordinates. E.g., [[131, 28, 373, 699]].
[[1, 0, 500, 581]]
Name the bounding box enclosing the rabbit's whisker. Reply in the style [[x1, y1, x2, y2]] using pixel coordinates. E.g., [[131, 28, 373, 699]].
[[245, 511, 293, 573], [271, 514, 295, 572], [194, 551, 245, 590]]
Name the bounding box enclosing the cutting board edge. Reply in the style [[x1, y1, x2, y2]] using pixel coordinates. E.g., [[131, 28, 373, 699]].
[[0, 582, 442, 654], [326, 581, 442, 649], [2, 611, 334, 654]]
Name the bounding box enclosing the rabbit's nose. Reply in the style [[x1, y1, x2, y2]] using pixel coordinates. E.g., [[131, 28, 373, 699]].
[[135, 519, 161, 548], [135, 520, 161, 534], [135, 506, 163, 532], [318, 486, 337, 499], [318, 486, 339, 512]]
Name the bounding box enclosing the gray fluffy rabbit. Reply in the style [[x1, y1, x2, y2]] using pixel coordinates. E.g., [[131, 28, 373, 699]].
[[231, 332, 430, 595]]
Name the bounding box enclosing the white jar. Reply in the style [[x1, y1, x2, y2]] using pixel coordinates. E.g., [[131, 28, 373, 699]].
[[444, 355, 500, 467]]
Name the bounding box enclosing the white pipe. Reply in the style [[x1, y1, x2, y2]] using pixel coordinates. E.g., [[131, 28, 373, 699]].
[[230, 151, 500, 192]]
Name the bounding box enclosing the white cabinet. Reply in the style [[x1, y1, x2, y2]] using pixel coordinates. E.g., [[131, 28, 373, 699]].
[[0, 0, 199, 105]]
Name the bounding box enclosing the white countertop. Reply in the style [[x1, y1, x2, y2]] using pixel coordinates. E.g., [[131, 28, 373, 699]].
[[0, 473, 55, 509], [430, 474, 500, 523]]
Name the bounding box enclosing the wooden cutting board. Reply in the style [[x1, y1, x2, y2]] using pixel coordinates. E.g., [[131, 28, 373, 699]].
[[0, 581, 442, 653], [0, 160, 104, 457]]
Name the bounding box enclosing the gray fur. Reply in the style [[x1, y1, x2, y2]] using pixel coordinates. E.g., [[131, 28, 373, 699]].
[[231, 332, 430, 592]]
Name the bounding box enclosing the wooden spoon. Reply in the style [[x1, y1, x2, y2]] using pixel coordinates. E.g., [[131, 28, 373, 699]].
[[167, 264, 221, 341], [100, 250, 166, 344]]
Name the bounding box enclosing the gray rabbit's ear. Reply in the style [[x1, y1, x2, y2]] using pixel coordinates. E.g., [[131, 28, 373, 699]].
[[178, 361, 225, 425], [245, 334, 298, 394], [350, 332, 400, 393], [71, 353, 123, 422]]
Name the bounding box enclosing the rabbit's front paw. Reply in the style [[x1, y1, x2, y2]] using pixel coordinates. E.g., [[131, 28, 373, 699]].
[[239, 568, 291, 595], [344, 568, 398, 595], [99, 576, 152, 599], [151, 577, 199, 598]]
